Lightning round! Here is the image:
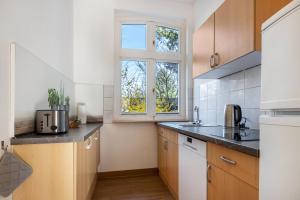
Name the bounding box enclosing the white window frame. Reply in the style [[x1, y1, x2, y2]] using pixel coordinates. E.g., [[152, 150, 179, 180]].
[[114, 12, 187, 122]]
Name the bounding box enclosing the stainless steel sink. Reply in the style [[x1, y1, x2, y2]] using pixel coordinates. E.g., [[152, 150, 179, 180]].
[[177, 122, 219, 127]]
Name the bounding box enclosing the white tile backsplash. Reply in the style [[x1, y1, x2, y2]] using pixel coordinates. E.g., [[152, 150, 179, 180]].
[[228, 71, 245, 91], [217, 93, 230, 111], [245, 66, 261, 89], [208, 95, 217, 110], [219, 77, 230, 94], [194, 65, 261, 129], [103, 85, 114, 98], [103, 97, 113, 111], [200, 83, 208, 98], [199, 97, 208, 111], [243, 109, 260, 129], [230, 90, 245, 107], [207, 110, 217, 125], [199, 110, 208, 124], [207, 80, 218, 96], [245, 87, 261, 109]]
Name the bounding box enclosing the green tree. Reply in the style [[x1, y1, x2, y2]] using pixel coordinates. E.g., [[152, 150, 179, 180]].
[[121, 61, 146, 113], [156, 63, 179, 113], [121, 26, 179, 113], [156, 26, 179, 52]]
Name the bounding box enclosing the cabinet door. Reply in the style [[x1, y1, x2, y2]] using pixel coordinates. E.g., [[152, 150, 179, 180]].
[[76, 141, 87, 200], [193, 14, 215, 77], [85, 136, 94, 194], [255, 0, 292, 50], [208, 165, 225, 200], [208, 164, 258, 200], [95, 130, 100, 169], [224, 172, 258, 200], [215, 0, 255, 66], [166, 140, 178, 199], [158, 135, 167, 183], [12, 143, 75, 200]]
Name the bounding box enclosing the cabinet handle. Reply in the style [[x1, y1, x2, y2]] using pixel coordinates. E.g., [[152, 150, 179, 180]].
[[210, 55, 214, 68], [219, 156, 237, 165], [214, 53, 220, 66], [207, 164, 212, 183], [183, 143, 197, 151]]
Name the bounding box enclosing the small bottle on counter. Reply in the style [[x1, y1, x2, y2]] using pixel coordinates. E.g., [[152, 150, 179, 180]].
[[77, 103, 87, 124]]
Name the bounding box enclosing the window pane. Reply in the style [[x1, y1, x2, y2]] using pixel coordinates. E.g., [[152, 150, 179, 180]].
[[155, 62, 179, 113], [121, 60, 147, 113], [122, 24, 146, 50], [155, 26, 179, 53]]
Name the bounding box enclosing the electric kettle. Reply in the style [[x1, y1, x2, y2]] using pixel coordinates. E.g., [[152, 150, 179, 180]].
[[224, 104, 242, 128]]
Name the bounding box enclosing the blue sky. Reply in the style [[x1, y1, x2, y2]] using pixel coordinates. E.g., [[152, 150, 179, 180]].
[[122, 24, 146, 50]]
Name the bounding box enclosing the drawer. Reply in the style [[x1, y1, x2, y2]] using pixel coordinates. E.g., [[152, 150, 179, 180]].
[[166, 129, 178, 144], [207, 142, 259, 188]]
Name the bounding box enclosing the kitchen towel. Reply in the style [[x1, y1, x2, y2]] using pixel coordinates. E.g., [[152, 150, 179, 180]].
[[0, 151, 32, 197]]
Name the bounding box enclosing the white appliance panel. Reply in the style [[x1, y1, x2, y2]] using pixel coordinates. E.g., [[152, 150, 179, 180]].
[[260, 116, 300, 200], [261, 1, 300, 110], [179, 134, 207, 200]]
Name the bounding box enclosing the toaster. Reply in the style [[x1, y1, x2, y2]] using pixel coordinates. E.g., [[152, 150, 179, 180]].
[[36, 110, 69, 134]]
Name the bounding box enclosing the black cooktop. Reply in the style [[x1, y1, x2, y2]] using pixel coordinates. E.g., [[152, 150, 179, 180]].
[[209, 128, 259, 142]]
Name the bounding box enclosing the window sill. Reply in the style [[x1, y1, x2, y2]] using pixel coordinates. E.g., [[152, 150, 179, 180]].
[[112, 115, 188, 123]]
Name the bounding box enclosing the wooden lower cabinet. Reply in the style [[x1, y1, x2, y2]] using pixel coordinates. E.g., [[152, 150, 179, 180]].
[[12, 129, 101, 200], [157, 127, 178, 199], [207, 142, 258, 200], [158, 135, 167, 184], [166, 140, 178, 198], [208, 165, 258, 200], [13, 143, 76, 200]]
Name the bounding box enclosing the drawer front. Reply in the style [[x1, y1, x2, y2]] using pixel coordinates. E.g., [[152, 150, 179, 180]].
[[207, 142, 259, 188]]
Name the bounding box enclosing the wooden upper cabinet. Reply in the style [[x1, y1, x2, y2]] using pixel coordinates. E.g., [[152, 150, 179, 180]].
[[193, 0, 291, 77], [215, 0, 255, 66], [255, 0, 292, 50], [193, 14, 215, 78]]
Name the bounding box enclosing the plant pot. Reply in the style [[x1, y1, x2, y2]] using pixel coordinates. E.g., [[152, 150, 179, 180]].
[[50, 105, 59, 110], [58, 105, 67, 110], [65, 105, 70, 111]]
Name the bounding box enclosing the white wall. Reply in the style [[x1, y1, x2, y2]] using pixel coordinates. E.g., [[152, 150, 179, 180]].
[[193, 0, 224, 30], [73, 0, 194, 172], [14, 44, 75, 123], [194, 66, 261, 129], [0, 0, 73, 197]]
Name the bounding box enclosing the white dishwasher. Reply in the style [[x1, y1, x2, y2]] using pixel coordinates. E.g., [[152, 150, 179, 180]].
[[179, 134, 207, 200]]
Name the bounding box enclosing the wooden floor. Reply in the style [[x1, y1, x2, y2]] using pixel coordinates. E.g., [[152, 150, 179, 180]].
[[92, 175, 174, 200]]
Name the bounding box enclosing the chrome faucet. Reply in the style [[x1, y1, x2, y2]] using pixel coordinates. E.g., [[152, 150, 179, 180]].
[[194, 106, 201, 124]]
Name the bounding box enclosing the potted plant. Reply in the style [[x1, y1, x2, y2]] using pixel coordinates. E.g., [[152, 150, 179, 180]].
[[48, 89, 59, 110], [65, 96, 70, 111]]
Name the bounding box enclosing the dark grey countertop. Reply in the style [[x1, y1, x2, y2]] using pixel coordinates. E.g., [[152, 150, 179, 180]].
[[158, 122, 259, 157], [11, 123, 102, 145]]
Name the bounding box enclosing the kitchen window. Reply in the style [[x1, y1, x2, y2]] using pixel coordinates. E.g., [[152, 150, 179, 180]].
[[114, 14, 186, 122]]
